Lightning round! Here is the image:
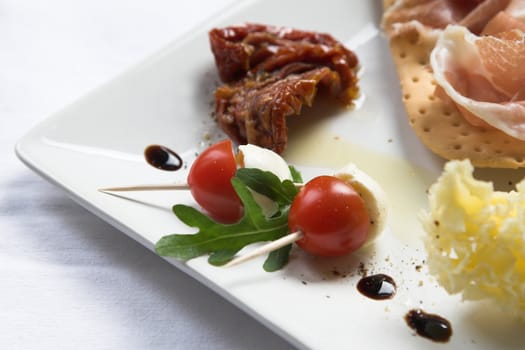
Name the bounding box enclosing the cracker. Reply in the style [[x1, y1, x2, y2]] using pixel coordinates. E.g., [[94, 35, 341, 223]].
[[388, 26, 525, 168]]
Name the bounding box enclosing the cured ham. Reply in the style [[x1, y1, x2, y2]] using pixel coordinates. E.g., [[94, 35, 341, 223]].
[[459, 0, 512, 34], [209, 24, 359, 154], [431, 25, 525, 138], [385, 0, 525, 143], [482, 11, 525, 35], [383, 0, 490, 36]]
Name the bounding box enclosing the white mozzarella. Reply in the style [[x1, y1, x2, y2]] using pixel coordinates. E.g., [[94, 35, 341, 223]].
[[238, 144, 292, 181], [334, 163, 389, 246]]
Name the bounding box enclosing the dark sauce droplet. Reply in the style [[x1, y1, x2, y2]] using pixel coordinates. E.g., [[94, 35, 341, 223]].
[[357, 273, 396, 300], [405, 309, 452, 343], [144, 145, 183, 171]]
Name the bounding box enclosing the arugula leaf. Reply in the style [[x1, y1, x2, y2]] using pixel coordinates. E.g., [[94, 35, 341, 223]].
[[235, 168, 298, 207], [263, 244, 292, 272], [208, 249, 241, 265], [155, 177, 290, 265], [289, 165, 303, 183]]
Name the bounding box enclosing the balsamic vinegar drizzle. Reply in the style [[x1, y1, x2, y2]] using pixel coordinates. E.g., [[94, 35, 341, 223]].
[[404, 309, 452, 343], [356, 275, 451, 342], [357, 274, 396, 300], [144, 145, 183, 171]]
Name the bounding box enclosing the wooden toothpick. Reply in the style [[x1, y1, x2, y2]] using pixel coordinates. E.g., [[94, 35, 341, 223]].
[[98, 183, 189, 192], [99, 182, 302, 193], [223, 231, 303, 268]]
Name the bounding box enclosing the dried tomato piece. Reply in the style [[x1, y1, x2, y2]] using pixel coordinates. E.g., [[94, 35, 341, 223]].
[[209, 23, 359, 153]]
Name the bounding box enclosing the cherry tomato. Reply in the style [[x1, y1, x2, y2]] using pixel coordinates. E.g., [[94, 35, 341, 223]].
[[288, 176, 370, 256], [187, 139, 243, 223]]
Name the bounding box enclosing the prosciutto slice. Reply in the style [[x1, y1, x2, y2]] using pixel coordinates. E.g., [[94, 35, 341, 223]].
[[382, 0, 500, 36], [431, 25, 525, 139]]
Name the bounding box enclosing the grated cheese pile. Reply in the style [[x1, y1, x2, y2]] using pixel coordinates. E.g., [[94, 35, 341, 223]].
[[421, 159, 525, 318]]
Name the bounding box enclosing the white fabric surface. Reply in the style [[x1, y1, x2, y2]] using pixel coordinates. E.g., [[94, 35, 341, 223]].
[[0, 1, 293, 349]]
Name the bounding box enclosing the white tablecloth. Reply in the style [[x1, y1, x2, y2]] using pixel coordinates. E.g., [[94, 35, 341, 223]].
[[0, 1, 293, 348]]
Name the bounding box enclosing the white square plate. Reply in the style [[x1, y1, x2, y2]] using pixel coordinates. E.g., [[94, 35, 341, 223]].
[[16, 0, 525, 348]]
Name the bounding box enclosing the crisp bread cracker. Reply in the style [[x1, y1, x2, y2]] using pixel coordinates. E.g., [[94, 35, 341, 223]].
[[383, 4, 525, 168]]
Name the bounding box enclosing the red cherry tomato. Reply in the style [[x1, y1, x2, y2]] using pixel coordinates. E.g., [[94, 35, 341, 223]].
[[187, 140, 243, 223], [288, 176, 370, 256]]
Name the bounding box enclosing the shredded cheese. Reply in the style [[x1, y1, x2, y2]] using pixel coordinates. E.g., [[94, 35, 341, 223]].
[[421, 159, 525, 318]]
